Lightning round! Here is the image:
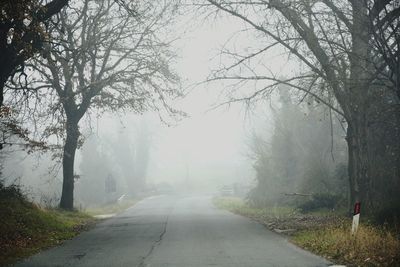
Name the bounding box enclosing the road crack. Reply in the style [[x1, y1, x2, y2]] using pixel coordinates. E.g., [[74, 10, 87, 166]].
[[138, 210, 171, 267]]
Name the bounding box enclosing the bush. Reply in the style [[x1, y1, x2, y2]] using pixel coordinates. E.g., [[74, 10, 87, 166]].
[[373, 202, 400, 225], [298, 193, 339, 212], [0, 180, 26, 201]]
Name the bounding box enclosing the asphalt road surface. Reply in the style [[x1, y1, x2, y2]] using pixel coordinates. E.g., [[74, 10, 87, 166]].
[[14, 195, 332, 267]]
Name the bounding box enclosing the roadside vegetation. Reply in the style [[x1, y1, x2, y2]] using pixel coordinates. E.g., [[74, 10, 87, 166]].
[[0, 183, 95, 266], [86, 198, 138, 216], [214, 197, 400, 267]]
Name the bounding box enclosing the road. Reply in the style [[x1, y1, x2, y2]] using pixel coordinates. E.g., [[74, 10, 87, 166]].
[[15, 195, 332, 267]]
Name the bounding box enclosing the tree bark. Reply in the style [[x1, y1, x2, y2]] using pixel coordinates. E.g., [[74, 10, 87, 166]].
[[59, 118, 79, 210], [0, 44, 18, 107], [0, 74, 8, 107], [343, 1, 373, 216], [346, 115, 370, 212]]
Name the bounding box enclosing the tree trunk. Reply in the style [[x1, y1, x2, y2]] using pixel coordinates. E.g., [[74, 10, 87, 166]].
[[346, 93, 400, 220], [346, 114, 370, 215], [0, 57, 15, 107], [0, 74, 6, 107], [344, 1, 373, 217], [366, 97, 400, 222], [59, 119, 79, 210]]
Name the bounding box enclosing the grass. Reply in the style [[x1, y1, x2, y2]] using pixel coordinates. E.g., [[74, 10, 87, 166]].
[[293, 223, 400, 266], [86, 198, 137, 216], [0, 185, 95, 266], [213, 196, 296, 219], [214, 196, 400, 266]]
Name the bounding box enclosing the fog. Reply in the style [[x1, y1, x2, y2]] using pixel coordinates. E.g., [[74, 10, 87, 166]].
[[2, 2, 400, 266], [1, 13, 261, 206], [1, 6, 346, 209], [3, 1, 397, 220]]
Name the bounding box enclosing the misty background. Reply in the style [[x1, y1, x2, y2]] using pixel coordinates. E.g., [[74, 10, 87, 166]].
[[1, 13, 257, 208], [1, 2, 349, 212]]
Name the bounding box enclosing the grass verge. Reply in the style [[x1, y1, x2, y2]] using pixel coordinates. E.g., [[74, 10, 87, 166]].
[[86, 198, 137, 216], [214, 197, 400, 266], [0, 186, 95, 266], [293, 223, 400, 266]]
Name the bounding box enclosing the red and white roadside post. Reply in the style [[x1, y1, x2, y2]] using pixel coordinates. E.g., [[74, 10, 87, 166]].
[[351, 202, 361, 235]]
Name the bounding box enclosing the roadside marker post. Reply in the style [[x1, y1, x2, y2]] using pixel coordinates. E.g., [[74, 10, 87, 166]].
[[351, 202, 361, 235]]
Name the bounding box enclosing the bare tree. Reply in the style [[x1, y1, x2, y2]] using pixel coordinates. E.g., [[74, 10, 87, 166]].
[[205, 0, 400, 218], [370, 0, 400, 98], [9, 0, 183, 210], [0, 0, 69, 106]]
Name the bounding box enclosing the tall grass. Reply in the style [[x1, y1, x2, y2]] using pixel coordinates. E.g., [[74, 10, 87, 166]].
[[293, 223, 400, 266]]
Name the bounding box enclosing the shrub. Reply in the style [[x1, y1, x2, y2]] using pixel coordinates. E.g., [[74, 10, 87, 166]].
[[298, 193, 339, 212], [0, 180, 26, 201], [373, 202, 400, 225]]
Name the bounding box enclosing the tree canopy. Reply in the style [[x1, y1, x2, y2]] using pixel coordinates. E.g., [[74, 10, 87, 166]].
[[0, 0, 69, 106]]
